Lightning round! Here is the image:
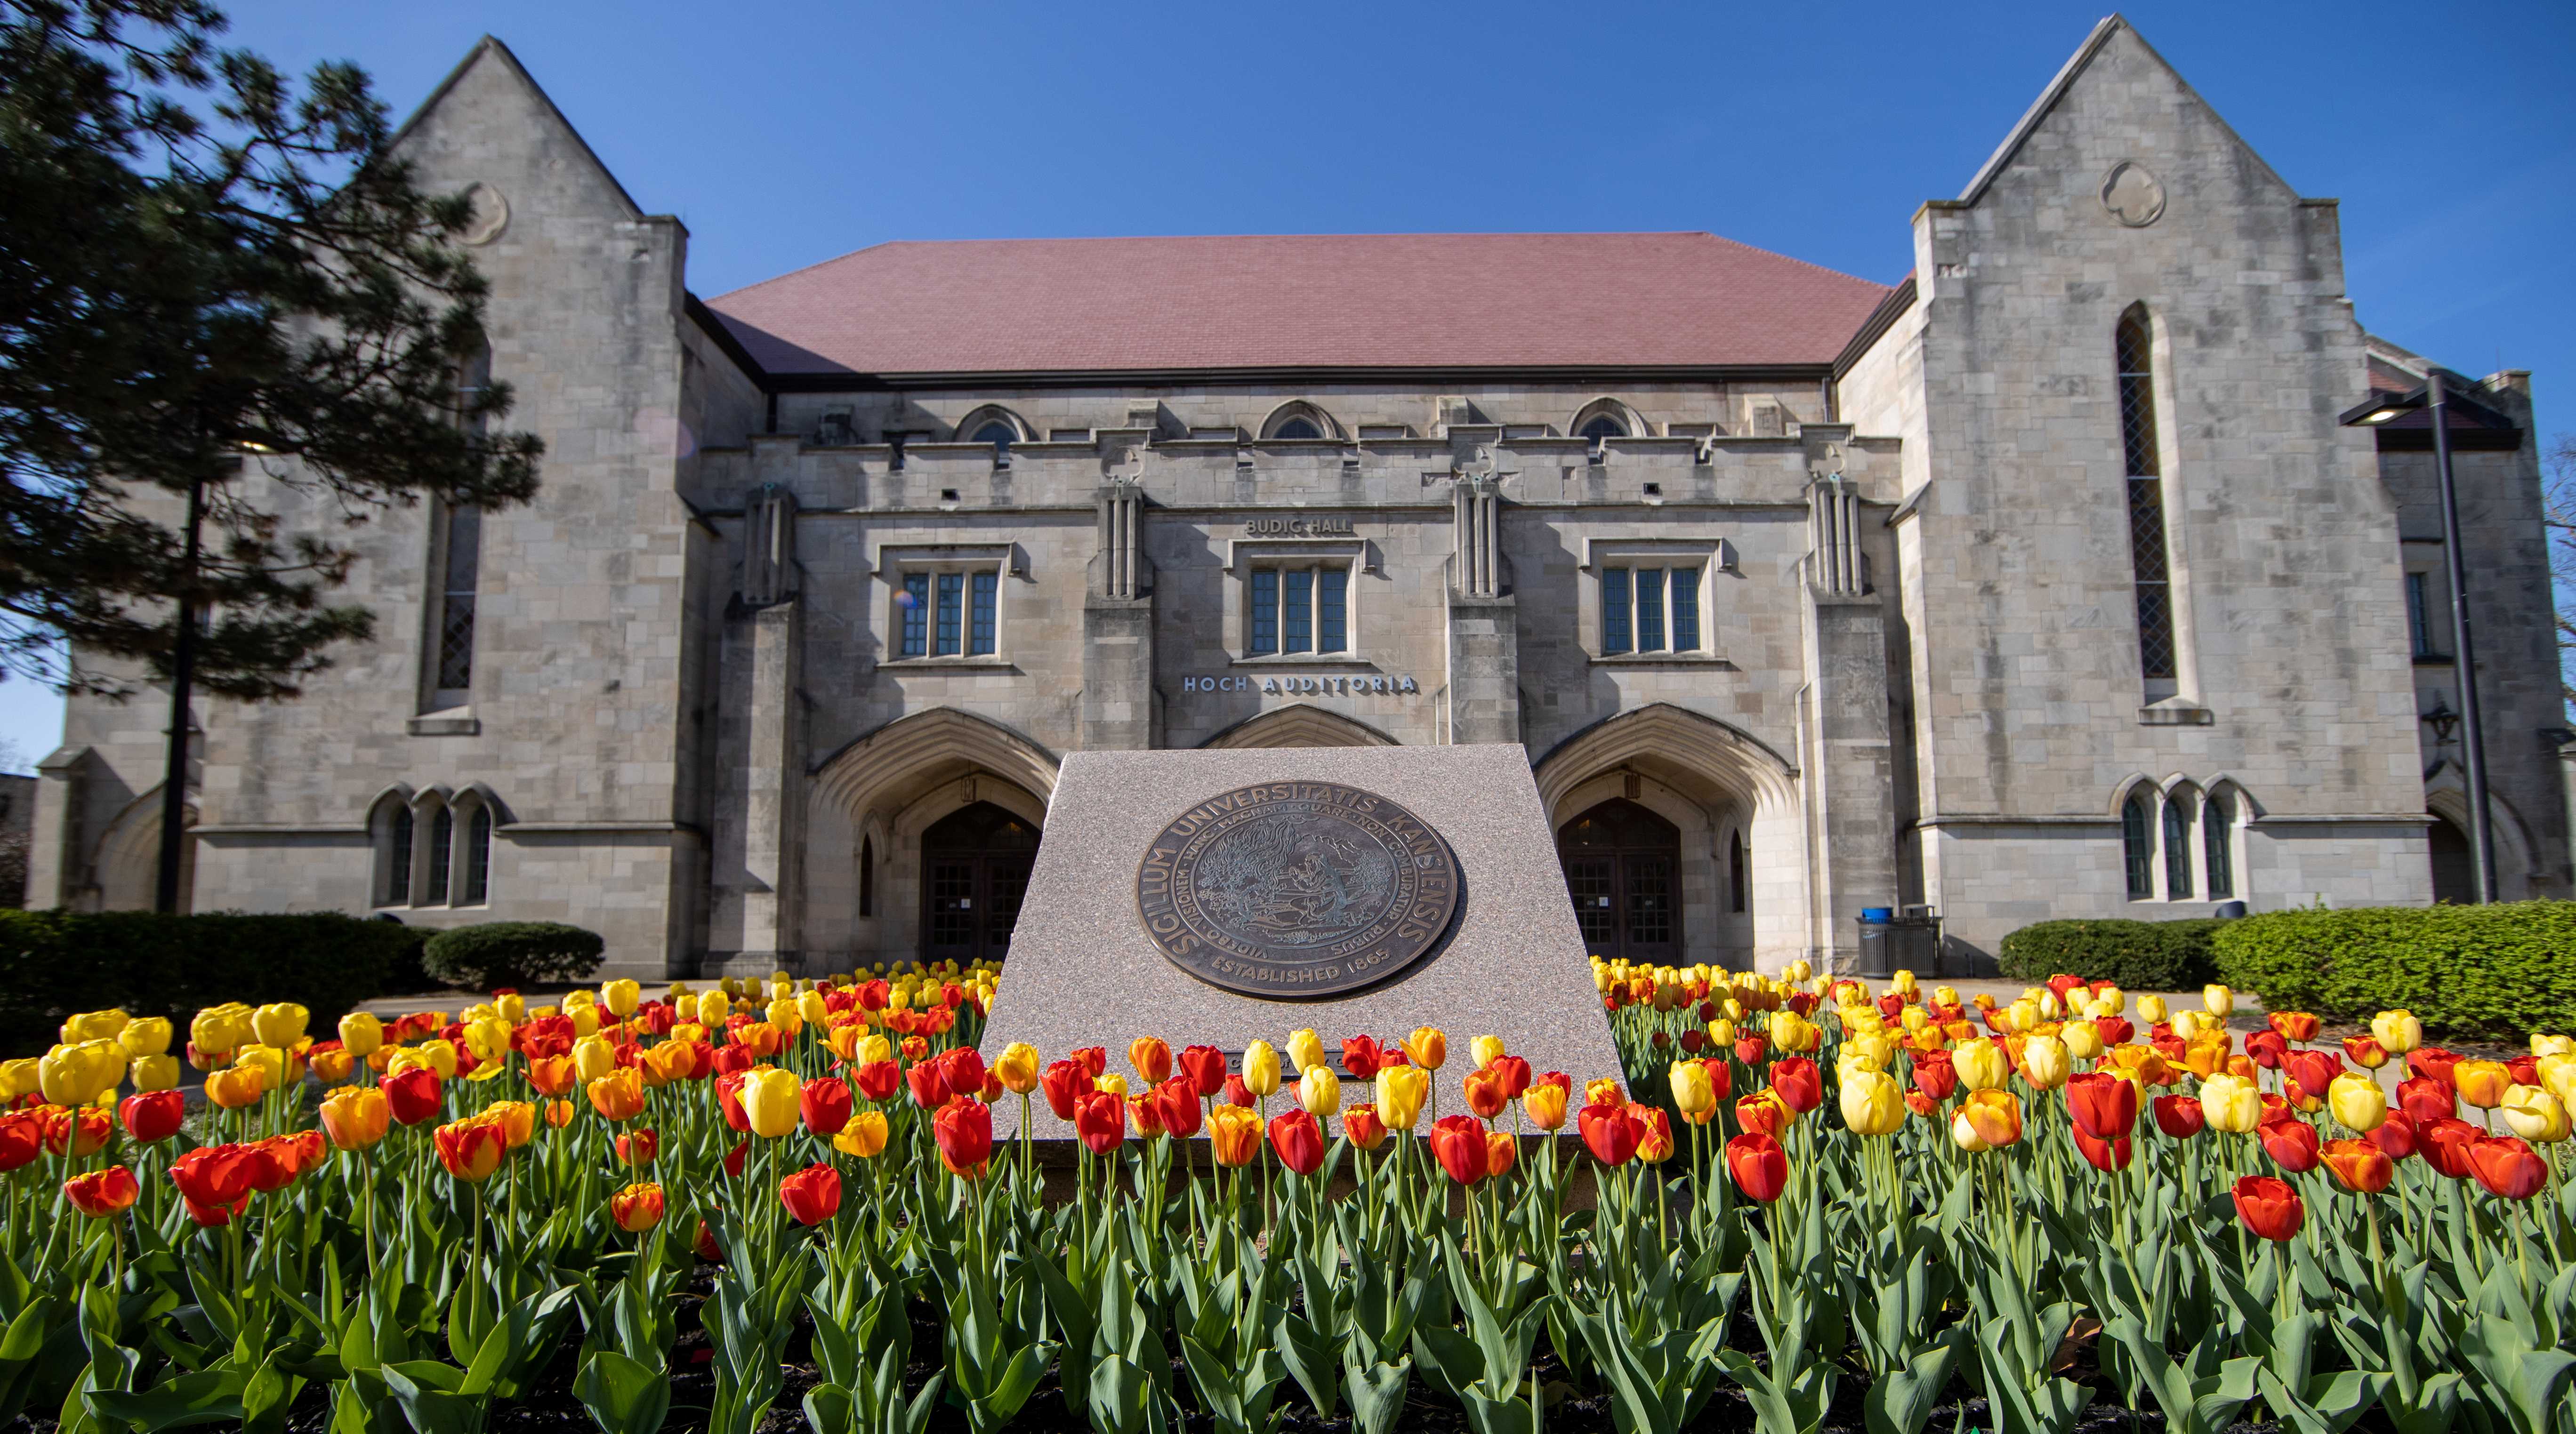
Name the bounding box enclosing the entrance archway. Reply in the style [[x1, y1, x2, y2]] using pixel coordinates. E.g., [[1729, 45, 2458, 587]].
[[1556, 798, 1681, 966], [920, 802, 1039, 964], [2429, 814, 2475, 905]]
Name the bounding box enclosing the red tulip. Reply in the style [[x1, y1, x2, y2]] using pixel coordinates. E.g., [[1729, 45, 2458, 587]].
[[694, 1218, 724, 1263], [710, 1044, 756, 1077], [2368, 1109, 2417, 1162], [2244, 1031, 2287, 1070], [905, 1062, 950, 1111], [1726, 1132, 1788, 1202], [1770, 1057, 1822, 1114], [1153, 1078, 1203, 1139], [933, 1098, 994, 1178], [2151, 1094, 2205, 1138], [2261, 1118, 2320, 1173], [2065, 1073, 2138, 1139], [2468, 1136, 2548, 1200], [1429, 1115, 1488, 1185], [1038, 1060, 1087, 1120], [2342, 1036, 2389, 1069], [1126, 1094, 1166, 1140], [2287, 1050, 2342, 1100], [2268, 1011, 2321, 1043], [2232, 1175, 2304, 1241], [2405, 1047, 2458, 1085], [2073, 1128, 2133, 1171], [856, 979, 890, 1011], [64, 1165, 139, 1219], [2420, 1117, 2481, 1180], [2396, 1076, 2453, 1125], [1073, 1091, 1125, 1155], [380, 1068, 442, 1126], [1179, 1045, 1228, 1098], [1340, 1036, 1385, 1080], [2094, 1017, 2134, 1048], [1489, 1056, 1534, 1100], [0, 1112, 38, 1172], [1070, 1046, 1107, 1080], [1912, 1049, 1958, 1101], [941, 1047, 988, 1099], [779, 1164, 843, 1226], [1221, 1074, 1256, 1108], [853, 1060, 902, 1104], [616, 1129, 659, 1166], [169, 1144, 256, 1224], [1269, 1109, 1325, 1175], [1734, 1035, 1769, 1067], [800, 1077, 853, 1137], [118, 1090, 185, 1144], [1578, 1100, 1639, 1166]]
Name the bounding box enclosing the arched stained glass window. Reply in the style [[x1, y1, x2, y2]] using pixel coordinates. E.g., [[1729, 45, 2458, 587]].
[[2162, 792, 2194, 900], [2117, 306, 2175, 683], [1579, 415, 1627, 441], [464, 806, 492, 904], [1272, 417, 1321, 440], [2203, 793, 2234, 899], [386, 807, 413, 905], [2122, 795, 2154, 899]]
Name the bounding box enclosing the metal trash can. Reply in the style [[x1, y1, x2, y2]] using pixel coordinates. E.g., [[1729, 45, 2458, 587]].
[[1854, 910, 1941, 978]]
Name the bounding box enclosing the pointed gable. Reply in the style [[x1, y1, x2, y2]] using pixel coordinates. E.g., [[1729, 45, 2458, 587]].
[[387, 36, 644, 225]]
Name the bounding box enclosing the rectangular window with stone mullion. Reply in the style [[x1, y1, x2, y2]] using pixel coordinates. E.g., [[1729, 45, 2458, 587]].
[[1246, 563, 1347, 656], [900, 574, 930, 657], [935, 573, 963, 656], [2118, 310, 2177, 684], [435, 505, 480, 695], [1600, 564, 1703, 656], [969, 572, 997, 656]]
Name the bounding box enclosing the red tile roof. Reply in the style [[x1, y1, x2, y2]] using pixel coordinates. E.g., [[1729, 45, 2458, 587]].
[[700, 232, 1892, 378]]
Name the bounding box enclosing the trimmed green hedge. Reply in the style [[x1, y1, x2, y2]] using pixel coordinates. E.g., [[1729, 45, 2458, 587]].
[[0, 910, 427, 1058], [421, 921, 604, 991], [2213, 901, 2576, 1041], [1996, 917, 2225, 992]]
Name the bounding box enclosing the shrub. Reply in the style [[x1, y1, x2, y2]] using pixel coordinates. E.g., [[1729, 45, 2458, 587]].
[[421, 921, 605, 991], [0, 910, 421, 1057], [2214, 901, 2576, 1041], [1995, 917, 2224, 992]]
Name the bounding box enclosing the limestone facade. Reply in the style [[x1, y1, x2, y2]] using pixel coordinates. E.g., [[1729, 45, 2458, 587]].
[[29, 19, 2564, 977]]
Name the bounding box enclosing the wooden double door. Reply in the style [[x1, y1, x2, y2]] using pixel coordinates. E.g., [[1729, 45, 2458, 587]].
[[920, 802, 1038, 964], [1556, 798, 1681, 967]]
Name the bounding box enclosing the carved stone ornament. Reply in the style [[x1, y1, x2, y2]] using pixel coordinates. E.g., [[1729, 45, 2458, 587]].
[[459, 183, 510, 246], [2101, 162, 2165, 228], [1135, 781, 1460, 999]]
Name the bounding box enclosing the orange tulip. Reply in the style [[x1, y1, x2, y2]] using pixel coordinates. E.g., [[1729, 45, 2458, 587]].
[[64, 1166, 139, 1219], [1957, 1089, 2023, 1148], [1522, 1083, 1569, 1131], [1127, 1038, 1172, 1086], [1736, 1088, 1795, 1138], [1463, 1066, 1510, 1121], [433, 1118, 506, 1182], [2320, 1138, 2394, 1195], [1401, 1028, 1448, 1071], [1342, 1102, 1389, 1152], [610, 1181, 665, 1232], [527, 1056, 578, 1098], [2342, 1036, 2390, 1070], [1206, 1105, 1262, 1167], [320, 1085, 391, 1151], [2454, 1060, 2513, 1110], [2268, 1012, 2321, 1043], [1486, 1130, 1519, 1178], [587, 1068, 646, 1122], [1630, 1103, 1674, 1163]]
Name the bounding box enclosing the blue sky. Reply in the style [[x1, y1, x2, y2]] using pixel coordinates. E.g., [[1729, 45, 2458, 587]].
[[4, 0, 2567, 764]]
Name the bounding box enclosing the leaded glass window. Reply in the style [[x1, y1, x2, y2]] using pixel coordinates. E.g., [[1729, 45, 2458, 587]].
[[1248, 563, 1348, 655], [901, 574, 929, 656], [2163, 793, 2193, 900], [1601, 565, 1702, 655], [2204, 793, 2234, 899], [2118, 307, 2176, 681], [2122, 796, 2153, 899], [464, 807, 492, 904]]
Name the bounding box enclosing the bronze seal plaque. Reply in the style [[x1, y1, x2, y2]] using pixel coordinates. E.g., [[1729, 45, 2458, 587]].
[[1136, 781, 1460, 999]]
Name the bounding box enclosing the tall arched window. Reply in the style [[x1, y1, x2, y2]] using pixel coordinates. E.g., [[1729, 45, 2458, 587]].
[[385, 807, 413, 905], [2121, 794, 2154, 899], [431, 338, 491, 705], [463, 806, 492, 904], [2162, 791, 2194, 900], [858, 836, 875, 918], [427, 806, 454, 904], [2117, 307, 2175, 686], [1727, 829, 1748, 914], [2203, 792, 2234, 899]]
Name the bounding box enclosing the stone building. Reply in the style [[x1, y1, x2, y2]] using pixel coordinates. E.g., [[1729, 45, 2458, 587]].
[[27, 16, 2564, 976]]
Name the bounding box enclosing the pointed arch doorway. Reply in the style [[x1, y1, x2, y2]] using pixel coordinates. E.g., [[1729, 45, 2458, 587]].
[[1556, 798, 1681, 965], [920, 802, 1039, 964]]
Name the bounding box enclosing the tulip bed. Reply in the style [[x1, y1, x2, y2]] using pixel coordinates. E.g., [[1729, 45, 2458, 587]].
[[4, 955, 2573, 1434]]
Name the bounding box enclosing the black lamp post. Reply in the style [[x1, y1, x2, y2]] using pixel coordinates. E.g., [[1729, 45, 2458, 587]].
[[2343, 373, 2502, 902]]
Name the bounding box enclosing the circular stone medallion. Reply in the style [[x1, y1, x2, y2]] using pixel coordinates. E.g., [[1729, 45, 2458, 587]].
[[1136, 781, 1460, 999]]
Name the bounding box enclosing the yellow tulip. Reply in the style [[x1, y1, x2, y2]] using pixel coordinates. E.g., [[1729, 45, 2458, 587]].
[[2202, 984, 2235, 1017], [2503, 1085, 2571, 1143], [1840, 1069, 1905, 1137], [2097, 986, 2128, 1015], [1892, 969, 1919, 995], [741, 1067, 802, 1138], [1706, 1016, 1738, 1047], [60, 1009, 129, 1045], [191, 1003, 253, 1060], [2061, 1022, 2105, 1060], [983, 1042, 1035, 1096], [2327, 1072, 2387, 1131], [1771, 1010, 1820, 1054], [251, 1002, 309, 1049], [0, 1059, 35, 1104], [1241, 1041, 1281, 1098], [572, 1035, 618, 1085], [1470, 1035, 1507, 1071], [1954, 1040, 2008, 1091], [129, 1054, 178, 1092], [600, 979, 641, 1018], [2170, 1010, 2213, 1041], [112, 1016, 167, 1059], [1298, 1065, 1342, 1118], [835, 1110, 890, 1158], [389, 1042, 457, 1079], [1285, 1028, 1327, 1074], [2542, 1055, 2576, 1114], [1899, 1006, 1929, 1034], [2136, 994, 2169, 1024], [38, 1041, 121, 1106], [335, 1011, 384, 1058], [765, 997, 804, 1040], [2200, 1073, 2262, 1133], [1094, 1073, 1128, 1098], [1376, 1065, 1428, 1130], [2021, 1035, 2070, 1090], [462, 1017, 511, 1065], [695, 991, 729, 1026], [857, 1033, 894, 1067], [1401, 1028, 1448, 1070], [2370, 1010, 2422, 1055], [1932, 985, 1959, 1008], [2034, 991, 2064, 1021], [495, 993, 527, 1025], [798, 989, 831, 1030], [1669, 1060, 1717, 1119], [206, 1064, 266, 1109], [2454, 1060, 2513, 1109], [2000, 1000, 2037, 1034], [1843, 1030, 1895, 1072], [569, 1006, 601, 1038]]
